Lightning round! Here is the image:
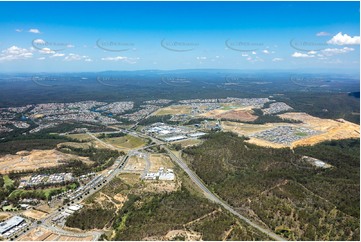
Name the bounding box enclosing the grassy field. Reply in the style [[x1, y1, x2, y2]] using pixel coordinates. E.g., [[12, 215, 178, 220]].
[[66, 133, 93, 142], [102, 135, 146, 149], [2, 205, 18, 211], [8, 186, 69, 201], [220, 103, 243, 110], [3, 175, 14, 187], [153, 105, 192, 116], [173, 139, 202, 148]]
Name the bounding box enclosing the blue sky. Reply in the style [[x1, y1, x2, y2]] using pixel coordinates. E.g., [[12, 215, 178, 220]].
[[0, 1, 359, 73]]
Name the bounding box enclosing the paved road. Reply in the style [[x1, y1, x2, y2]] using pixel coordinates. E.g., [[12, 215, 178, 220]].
[[163, 146, 285, 241], [16, 136, 132, 241], [133, 132, 285, 240], [83, 130, 285, 240], [18, 129, 284, 241], [86, 132, 118, 150]]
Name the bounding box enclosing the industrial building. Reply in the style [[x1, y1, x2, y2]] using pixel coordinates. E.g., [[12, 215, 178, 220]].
[[144, 167, 175, 181], [187, 132, 206, 138], [0, 216, 26, 238], [162, 135, 187, 142]]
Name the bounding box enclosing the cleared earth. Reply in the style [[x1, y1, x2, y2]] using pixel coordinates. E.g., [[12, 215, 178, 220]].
[[152, 105, 192, 116], [18, 226, 94, 241], [201, 108, 257, 122], [279, 112, 360, 147], [0, 149, 93, 174], [222, 112, 360, 148]]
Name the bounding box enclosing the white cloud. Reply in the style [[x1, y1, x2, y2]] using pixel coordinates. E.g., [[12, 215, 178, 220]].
[[51, 53, 65, 57], [321, 47, 354, 56], [251, 51, 257, 55], [15, 29, 23, 33], [101, 56, 138, 64], [64, 53, 91, 62], [101, 56, 127, 61], [241, 53, 248, 57], [246, 56, 264, 63], [33, 39, 46, 44], [0, 46, 33, 61], [262, 50, 270, 54], [196, 56, 207, 60], [316, 32, 330, 36], [291, 52, 315, 58], [67, 44, 75, 48], [84, 58, 93, 62], [272, 58, 283, 62], [308, 50, 317, 55], [327, 32, 360, 45], [39, 47, 55, 54], [37, 57, 45, 60], [28, 28, 41, 34]]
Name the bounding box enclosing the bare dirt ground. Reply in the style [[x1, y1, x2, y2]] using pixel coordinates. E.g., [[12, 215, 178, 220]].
[[200, 108, 258, 122], [143, 180, 179, 193], [20, 225, 94, 241], [0, 212, 11, 221], [143, 229, 202, 241], [152, 105, 192, 116], [279, 112, 360, 147], [222, 112, 360, 148], [113, 193, 127, 204], [149, 154, 174, 172], [0, 149, 93, 174], [58, 235, 94, 241], [19, 227, 53, 241], [222, 121, 288, 136], [22, 209, 47, 220], [122, 155, 145, 173], [35, 204, 53, 214], [218, 110, 258, 122], [163, 229, 202, 241], [118, 173, 140, 186]]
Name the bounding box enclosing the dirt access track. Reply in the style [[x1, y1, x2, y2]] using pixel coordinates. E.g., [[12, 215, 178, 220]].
[[0, 149, 93, 174]]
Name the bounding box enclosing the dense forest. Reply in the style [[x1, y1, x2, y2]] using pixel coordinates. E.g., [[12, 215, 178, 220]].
[[66, 175, 270, 240], [183, 132, 360, 240], [0, 133, 72, 155]]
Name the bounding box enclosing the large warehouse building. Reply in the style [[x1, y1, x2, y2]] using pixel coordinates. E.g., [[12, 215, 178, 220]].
[[0, 216, 25, 237]]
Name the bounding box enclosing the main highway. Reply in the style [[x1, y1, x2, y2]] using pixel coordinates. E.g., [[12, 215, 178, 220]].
[[123, 130, 285, 241], [163, 146, 285, 241], [17, 129, 284, 241]]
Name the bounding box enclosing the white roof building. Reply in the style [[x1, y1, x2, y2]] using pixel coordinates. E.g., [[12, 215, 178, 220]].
[[68, 204, 82, 212], [0, 216, 25, 235], [163, 135, 187, 142]]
